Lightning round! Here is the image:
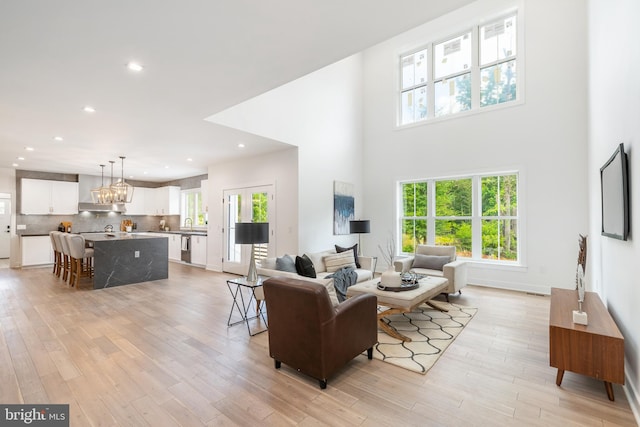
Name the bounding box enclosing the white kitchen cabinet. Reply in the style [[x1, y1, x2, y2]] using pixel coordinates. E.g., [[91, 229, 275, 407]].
[[125, 186, 147, 215], [21, 178, 79, 215], [168, 234, 182, 261], [135, 186, 180, 216], [190, 235, 207, 266], [156, 186, 180, 215], [21, 235, 54, 266]]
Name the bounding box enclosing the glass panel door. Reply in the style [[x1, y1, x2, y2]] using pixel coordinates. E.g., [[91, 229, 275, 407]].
[[223, 185, 274, 275]]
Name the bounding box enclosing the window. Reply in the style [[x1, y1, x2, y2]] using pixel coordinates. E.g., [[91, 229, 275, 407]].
[[399, 172, 519, 263], [181, 189, 207, 227], [399, 13, 519, 125]]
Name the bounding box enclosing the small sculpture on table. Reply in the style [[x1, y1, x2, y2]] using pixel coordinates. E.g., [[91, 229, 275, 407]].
[[572, 264, 588, 325]]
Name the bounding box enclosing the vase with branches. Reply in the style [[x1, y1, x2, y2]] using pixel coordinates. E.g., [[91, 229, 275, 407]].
[[378, 235, 401, 286]]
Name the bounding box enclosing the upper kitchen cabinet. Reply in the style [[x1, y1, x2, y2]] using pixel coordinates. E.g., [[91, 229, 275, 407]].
[[21, 178, 79, 215], [155, 186, 180, 216], [125, 187, 149, 215], [128, 186, 180, 216]]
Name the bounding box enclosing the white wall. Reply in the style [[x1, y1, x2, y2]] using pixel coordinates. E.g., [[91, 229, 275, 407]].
[[207, 55, 366, 254], [206, 148, 298, 271], [588, 0, 640, 417], [361, 0, 588, 292]]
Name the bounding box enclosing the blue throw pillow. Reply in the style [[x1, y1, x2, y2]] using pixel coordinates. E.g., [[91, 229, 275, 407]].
[[275, 254, 297, 273]]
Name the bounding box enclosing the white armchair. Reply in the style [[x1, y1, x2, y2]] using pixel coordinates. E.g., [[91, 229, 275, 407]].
[[394, 245, 467, 300]]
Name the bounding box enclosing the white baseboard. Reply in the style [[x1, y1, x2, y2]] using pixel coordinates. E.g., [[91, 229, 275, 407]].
[[623, 366, 640, 426], [467, 279, 551, 296]]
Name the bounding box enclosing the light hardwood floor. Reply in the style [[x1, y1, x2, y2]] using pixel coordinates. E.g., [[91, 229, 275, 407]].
[[0, 264, 636, 426]]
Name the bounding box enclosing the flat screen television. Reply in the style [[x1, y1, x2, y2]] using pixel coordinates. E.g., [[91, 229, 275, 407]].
[[600, 143, 629, 240]]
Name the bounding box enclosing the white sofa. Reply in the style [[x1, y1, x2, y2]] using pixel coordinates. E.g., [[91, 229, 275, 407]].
[[394, 245, 467, 299], [255, 249, 374, 306]]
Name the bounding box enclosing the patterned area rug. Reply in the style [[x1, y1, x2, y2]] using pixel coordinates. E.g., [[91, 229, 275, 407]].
[[373, 301, 477, 374]]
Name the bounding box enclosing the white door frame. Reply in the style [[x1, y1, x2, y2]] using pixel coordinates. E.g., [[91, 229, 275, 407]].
[[0, 196, 11, 259], [222, 184, 275, 275]]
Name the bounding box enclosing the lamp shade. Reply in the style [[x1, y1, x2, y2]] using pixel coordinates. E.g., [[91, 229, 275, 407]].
[[235, 222, 269, 244], [349, 220, 370, 234]]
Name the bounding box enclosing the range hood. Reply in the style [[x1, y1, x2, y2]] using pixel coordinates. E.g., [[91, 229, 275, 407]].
[[78, 202, 126, 213], [77, 174, 126, 212]]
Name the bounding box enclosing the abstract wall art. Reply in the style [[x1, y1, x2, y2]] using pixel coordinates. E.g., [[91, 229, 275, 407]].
[[334, 181, 354, 235]]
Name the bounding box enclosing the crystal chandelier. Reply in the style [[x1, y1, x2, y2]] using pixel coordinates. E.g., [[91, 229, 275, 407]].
[[110, 156, 134, 203]]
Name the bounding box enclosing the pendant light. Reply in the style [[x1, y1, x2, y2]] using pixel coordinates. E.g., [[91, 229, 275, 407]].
[[110, 156, 134, 203], [90, 164, 113, 204]]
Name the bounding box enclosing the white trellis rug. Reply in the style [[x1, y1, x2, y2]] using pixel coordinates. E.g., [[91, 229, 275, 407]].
[[373, 302, 477, 374]]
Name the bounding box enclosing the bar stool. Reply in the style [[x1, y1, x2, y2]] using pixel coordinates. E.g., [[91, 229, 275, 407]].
[[49, 231, 62, 277], [58, 233, 72, 284], [67, 234, 94, 288]]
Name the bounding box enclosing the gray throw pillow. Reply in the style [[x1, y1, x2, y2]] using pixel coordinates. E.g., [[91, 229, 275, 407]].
[[276, 254, 297, 273], [412, 254, 450, 271]]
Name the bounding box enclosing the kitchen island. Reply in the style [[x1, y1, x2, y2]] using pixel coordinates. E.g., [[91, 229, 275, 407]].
[[82, 232, 168, 289]]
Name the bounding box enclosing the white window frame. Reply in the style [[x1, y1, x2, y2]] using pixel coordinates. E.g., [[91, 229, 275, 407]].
[[397, 10, 522, 127], [398, 171, 522, 266], [180, 188, 207, 229]]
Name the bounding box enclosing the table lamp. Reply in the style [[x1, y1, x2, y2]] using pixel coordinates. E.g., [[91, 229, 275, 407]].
[[235, 222, 269, 283], [349, 220, 370, 256]]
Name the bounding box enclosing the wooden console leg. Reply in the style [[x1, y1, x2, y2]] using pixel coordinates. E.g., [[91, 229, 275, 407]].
[[604, 381, 615, 401], [555, 369, 564, 386]]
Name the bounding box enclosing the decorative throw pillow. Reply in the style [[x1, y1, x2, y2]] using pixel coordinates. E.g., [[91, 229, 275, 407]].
[[260, 257, 277, 270], [295, 254, 317, 278], [275, 254, 297, 273], [324, 251, 357, 272], [412, 254, 450, 271], [335, 244, 361, 268], [306, 250, 335, 273]]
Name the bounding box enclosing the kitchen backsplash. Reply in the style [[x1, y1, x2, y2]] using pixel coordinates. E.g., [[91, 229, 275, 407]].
[[16, 213, 181, 235]]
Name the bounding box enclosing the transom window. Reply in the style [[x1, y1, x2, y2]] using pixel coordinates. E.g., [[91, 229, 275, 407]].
[[400, 172, 519, 263], [399, 13, 519, 126]]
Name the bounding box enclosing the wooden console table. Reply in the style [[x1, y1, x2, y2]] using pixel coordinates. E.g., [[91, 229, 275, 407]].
[[549, 288, 624, 400]]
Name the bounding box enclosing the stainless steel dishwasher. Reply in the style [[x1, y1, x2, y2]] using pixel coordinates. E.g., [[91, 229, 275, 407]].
[[181, 234, 191, 263]]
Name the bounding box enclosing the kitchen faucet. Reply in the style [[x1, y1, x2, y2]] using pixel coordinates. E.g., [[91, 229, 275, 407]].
[[184, 218, 193, 231]]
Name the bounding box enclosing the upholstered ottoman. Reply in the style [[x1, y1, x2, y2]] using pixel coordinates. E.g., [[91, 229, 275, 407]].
[[346, 276, 448, 341]]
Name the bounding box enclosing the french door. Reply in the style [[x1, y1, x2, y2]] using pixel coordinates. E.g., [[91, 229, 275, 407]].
[[222, 185, 275, 275], [0, 196, 10, 259]]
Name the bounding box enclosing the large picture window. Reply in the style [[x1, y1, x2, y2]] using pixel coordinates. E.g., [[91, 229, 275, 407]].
[[399, 172, 519, 263], [399, 13, 519, 125]]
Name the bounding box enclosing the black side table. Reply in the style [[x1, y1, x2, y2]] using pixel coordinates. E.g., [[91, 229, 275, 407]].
[[226, 275, 268, 336]]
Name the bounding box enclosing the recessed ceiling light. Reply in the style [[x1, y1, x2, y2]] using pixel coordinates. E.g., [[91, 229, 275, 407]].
[[238, 143, 245, 148], [165, 166, 169, 169], [25, 147, 34, 151], [187, 158, 193, 162], [12, 163, 18, 167], [143, 171, 148, 175], [17, 157, 24, 161], [53, 136, 63, 141], [127, 62, 144, 72], [83, 105, 96, 113]]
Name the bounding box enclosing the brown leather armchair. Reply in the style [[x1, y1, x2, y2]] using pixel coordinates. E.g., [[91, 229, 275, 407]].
[[263, 277, 378, 389]]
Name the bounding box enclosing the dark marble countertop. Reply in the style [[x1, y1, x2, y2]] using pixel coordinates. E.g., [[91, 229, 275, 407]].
[[145, 230, 208, 236], [82, 232, 168, 242]]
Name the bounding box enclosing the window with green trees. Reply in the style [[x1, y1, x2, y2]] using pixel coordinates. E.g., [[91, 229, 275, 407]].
[[399, 13, 518, 126], [181, 189, 207, 227], [400, 172, 519, 262]]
